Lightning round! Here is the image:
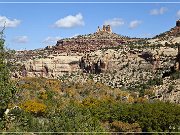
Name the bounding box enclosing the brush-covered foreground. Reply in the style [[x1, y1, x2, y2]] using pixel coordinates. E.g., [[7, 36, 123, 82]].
[[1, 77, 180, 133]]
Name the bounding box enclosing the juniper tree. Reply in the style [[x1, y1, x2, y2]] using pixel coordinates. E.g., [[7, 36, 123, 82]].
[[0, 29, 16, 118]]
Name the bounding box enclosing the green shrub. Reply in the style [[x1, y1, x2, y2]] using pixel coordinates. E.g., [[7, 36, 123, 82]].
[[170, 71, 180, 80], [20, 100, 47, 116], [0, 30, 17, 119]]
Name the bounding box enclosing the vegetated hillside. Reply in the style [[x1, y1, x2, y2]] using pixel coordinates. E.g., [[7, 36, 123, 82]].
[[2, 77, 180, 132], [150, 25, 180, 44], [154, 25, 180, 38]]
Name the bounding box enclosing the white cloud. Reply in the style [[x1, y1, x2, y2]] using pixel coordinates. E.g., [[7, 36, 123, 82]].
[[53, 13, 85, 28], [150, 7, 167, 15], [129, 20, 142, 29], [43, 36, 61, 44], [104, 18, 125, 27], [0, 16, 21, 28], [177, 10, 180, 18], [13, 36, 28, 44]]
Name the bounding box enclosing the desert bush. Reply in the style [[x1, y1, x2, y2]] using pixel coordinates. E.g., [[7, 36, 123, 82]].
[[20, 100, 47, 116], [111, 121, 142, 132], [170, 71, 180, 80]]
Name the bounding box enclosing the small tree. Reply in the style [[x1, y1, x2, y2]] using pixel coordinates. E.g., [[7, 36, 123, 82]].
[[0, 29, 16, 119]]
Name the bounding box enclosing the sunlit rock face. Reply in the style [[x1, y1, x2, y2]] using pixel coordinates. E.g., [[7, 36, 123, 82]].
[[13, 55, 82, 78]]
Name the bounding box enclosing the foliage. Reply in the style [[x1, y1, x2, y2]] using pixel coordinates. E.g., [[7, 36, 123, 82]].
[[170, 71, 180, 80], [20, 100, 47, 116], [0, 29, 17, 119], [3, 77, 180, 133], [168, 84, 174, 93], [147, 77, 163, 86], [111, 121, 142, 132], [128, 77, 163, 97], [84, 100, 180, 132], [47, 103, 105, 132]]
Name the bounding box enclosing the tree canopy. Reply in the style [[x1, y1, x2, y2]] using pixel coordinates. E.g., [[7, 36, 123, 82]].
[[0, 30, 16, 119]]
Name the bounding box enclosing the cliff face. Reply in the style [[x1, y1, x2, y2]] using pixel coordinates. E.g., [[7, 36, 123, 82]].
[[12, 55, 82, 78]]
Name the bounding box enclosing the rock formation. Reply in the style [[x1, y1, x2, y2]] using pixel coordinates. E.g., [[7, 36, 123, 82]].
[[13, 55, 81, 78], [176, 44, 180, 70], [176, 19, 180, 27], [54, 28, 128, 54], [97, 25, 112, 33]]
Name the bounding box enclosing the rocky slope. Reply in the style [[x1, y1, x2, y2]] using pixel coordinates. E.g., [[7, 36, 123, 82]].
[[51, 31, 134, 54], [56, 46, 180, 103]]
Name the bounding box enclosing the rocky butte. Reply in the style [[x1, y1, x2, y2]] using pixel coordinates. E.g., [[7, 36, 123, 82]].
[[53, 25, 131, 54]]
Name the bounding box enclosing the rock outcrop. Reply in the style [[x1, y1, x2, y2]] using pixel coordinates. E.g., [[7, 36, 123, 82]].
[[176, 19, 180, 27], [12, 55, 82, 78], [97, 25, 112, 33]]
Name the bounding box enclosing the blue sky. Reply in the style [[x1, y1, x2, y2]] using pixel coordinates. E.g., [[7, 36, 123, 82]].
[[0, 2, 180, 50]]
